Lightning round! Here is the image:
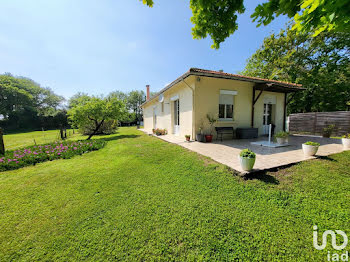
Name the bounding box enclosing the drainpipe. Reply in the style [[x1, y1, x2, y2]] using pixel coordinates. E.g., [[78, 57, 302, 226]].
[[283, 93, 287, 131], [181, 77, 195, 140]]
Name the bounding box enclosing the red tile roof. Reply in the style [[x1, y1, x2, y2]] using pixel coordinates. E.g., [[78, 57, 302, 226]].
[[189, 68, 303, 88], [141, 68, 303, 107]]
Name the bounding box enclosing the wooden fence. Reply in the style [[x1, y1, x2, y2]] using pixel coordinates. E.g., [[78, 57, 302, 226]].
[[288, 111, 350, 136]]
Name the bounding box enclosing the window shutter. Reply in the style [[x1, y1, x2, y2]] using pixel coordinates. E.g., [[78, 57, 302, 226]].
[[219, 94, 233, 105]]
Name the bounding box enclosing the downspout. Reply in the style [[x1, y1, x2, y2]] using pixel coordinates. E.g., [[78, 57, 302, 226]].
[[251, 85, 256, 127], [283, 93, 287, 131], [181, 77, 195, 140]]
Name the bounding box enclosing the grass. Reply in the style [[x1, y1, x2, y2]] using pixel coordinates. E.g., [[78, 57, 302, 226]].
[[0, 127, 349, 261], [3, 129, 82, 150]]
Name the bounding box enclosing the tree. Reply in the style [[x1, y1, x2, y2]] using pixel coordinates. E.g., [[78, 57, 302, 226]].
[[0, 73, 64, 130], [108, 90, 146, 124], [127, 90, 145, 122], [140, 0, 350, 49], [67, 96, 126, 139], [68, 92, 91, 108], [108, 91, 128, 102], [240, 25, 350, 113]]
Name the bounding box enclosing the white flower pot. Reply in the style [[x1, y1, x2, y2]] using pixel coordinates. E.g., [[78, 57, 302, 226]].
[[239, 156, 256, 171], [342, 138, 350, 149], [302, 144, 319, 156], [276, 137, 288, 145]]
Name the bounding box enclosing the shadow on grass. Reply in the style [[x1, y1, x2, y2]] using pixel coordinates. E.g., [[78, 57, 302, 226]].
[[243, 171, 280, 185], [317, 155, 337, 162], [91, 134, 141, 142]]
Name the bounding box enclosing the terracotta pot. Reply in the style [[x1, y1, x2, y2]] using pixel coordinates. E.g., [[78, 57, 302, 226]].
[[238, 156, 256, 171], [186, 137, 190, 142], [205, 135, 213, 143], [302, 144, 319, 156], [342, 138, 350, 149]]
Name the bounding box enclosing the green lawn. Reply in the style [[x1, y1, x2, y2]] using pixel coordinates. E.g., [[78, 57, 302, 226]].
[[0, 127, 349, 261], [3, 129, 82, 150]]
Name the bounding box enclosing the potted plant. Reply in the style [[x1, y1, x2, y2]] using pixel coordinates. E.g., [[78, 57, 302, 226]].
[[322, 124, 336, 138], [205, 114, 217, 143], [302, 141, 320, 156], [196, 128, 203, 142], [196, 120, 205, 142], [185, 135, 191, 142], [154, 128, 167, 136], [342, 133, 350, 149], [238, 149, 256, 171], [274, 131, 289, 145]]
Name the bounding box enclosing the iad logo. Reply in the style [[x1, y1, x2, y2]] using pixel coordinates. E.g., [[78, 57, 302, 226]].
[[313, 225, 349, 261]]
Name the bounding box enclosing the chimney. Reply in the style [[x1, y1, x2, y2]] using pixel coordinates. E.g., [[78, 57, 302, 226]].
[[146, 85, 150, 100]]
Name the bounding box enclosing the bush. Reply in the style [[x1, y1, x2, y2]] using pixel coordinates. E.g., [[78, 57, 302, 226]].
[[342, 133, 350, 139], [304, 141, 320, 146], [0, 140, 106, 172], [322, 124, 336, 138], [274, 131, 289, 139], [239, 149, 256, 158], [152, 128, 167, 136]]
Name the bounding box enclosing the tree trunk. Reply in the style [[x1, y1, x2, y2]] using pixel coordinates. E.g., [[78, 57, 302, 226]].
[[87, 119, 104, 140], [60, 126, 64, 140], [0, 128, 5, 155]]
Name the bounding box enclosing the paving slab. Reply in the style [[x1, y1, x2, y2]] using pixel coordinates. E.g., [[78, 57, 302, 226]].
[[140, 130, 347, 174]]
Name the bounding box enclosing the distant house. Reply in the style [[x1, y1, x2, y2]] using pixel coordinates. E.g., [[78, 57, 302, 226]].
[[141, 68, 304, 139]]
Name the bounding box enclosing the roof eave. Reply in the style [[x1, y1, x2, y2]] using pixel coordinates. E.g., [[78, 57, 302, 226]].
[[141, 70, 304, 107]]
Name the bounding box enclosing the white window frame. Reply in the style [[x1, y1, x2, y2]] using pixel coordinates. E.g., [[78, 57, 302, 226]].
[[219, 90, 237, 121]]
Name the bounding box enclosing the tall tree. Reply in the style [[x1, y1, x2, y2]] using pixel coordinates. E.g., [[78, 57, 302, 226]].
[[127, 90, 145, 121], [141, 0, 350, 48], [241, 25, 350, 113], [0, 74, 64, 129], [108, 90, 145, 123]]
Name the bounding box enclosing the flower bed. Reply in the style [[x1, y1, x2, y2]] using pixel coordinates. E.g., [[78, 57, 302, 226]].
[[0, 140, 106, 172]]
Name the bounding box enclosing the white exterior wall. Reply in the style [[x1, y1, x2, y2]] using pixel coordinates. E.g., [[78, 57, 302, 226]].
[[143, 75, 287, 138], [142, 77, 195, 138]]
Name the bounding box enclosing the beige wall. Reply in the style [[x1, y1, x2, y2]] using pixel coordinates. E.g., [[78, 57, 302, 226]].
[[254, 91, 285, 135], [195, 76, 286, 137], [142, 77, 195, 138], [143, 75, 286, 139]]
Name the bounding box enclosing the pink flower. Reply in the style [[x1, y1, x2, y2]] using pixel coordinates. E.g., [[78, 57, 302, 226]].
[[73, 147, 77, 150]]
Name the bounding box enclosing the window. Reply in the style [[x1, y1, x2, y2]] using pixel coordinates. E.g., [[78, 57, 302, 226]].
[[219, 92, 235, 120]]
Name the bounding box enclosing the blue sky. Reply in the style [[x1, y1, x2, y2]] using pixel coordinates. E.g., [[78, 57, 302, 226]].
[[0, 0, 289, 99]]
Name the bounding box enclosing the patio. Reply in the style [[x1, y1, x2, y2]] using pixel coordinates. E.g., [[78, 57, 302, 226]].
[[142, 130, 346, 174]]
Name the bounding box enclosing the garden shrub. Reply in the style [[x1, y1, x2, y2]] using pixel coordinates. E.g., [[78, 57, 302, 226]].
[[0, 140, 106, 172], [304, 141, 320, 146], [239, 149, 256, 158], [152, 128, 167, 136], [79, 120, 118, 135]]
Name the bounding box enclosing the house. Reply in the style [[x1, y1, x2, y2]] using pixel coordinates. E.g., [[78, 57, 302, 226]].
[[141, 68, 304, 139]]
